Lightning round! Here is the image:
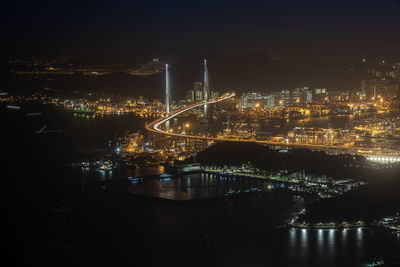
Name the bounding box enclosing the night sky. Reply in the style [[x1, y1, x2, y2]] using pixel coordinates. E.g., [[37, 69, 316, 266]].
[[1, 0, 400, 62]]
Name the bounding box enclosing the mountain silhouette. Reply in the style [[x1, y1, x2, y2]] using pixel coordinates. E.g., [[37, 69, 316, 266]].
[[2, 51, 363, 99]]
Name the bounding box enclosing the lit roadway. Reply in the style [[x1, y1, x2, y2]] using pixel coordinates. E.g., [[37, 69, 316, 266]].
[[145, 94, 399, 157]]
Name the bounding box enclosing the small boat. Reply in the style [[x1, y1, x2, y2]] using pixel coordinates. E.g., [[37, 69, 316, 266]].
[[98, 161, 115, 171], [81, 162, 90, 168], [99, 165, 112, 171]]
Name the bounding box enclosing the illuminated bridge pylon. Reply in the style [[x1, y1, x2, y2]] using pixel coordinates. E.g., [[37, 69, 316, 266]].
[[203, 59, 210, 118], [203, 59, 209, 102], [165, 63, 170, 115]]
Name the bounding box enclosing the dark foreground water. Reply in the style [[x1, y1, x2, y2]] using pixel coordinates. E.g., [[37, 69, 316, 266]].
[[3, 103, 400, 267]]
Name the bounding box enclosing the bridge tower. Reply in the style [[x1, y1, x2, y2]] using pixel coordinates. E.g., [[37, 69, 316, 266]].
[[203, 59, 209, 101], [165, 63, 170, 115], [203, 59, 210, 119]]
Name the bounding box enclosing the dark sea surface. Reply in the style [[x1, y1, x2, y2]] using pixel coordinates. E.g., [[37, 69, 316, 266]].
[[2, 103, 400, 267]]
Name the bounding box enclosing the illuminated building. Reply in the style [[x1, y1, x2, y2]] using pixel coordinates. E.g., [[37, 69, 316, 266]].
[[278, 90, 291, 106], [186, 90, 195, 101], [292, 87, 310, 104], [366, 77, 398, 100], [210, 91, 219, 100], [304, 86, 313, 103], [361, 80, 367, 97], [239, 92, 268, 108], [194, 82, 203, 101], [196, 90, 203, 101], [394, 63, 400, 82], [194, 81, 202, 91], [266, 94, 275, 108], [315, 88, 327, 95]]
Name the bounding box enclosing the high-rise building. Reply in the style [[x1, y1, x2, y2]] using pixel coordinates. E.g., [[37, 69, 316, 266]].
[[279, 90, 291, 106], [363, 61, 399, 100], [193, 81, 203, 101], [361, 80, 367, 97], [304, 86, 313, 103], [266, 94, 275, 108], [366, 78, 398, 99], [292, 88, 307, 104], [195, 90, 203, 101], [239, 92, 260, 108], [210, 91, 219, 100], [315, 88, 327, 95], [394, 63, 400, 82], [239, 92, 270, 108], [238, 87, 311, 109], [186, 90, 195, 101], [283, 87, 312, 104], [194, 82, 202, 92]]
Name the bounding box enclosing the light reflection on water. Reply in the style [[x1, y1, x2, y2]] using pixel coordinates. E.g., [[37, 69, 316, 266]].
[[300, 228, 308, 258], [289, 228, 370, 265], [80, 165, 164, 182], [357, 227, 364, 257], [289, 229, 297, 253], [129, 173, 276, 200], [328, 229, 336, 260], [317, 229, 324, 256], [342, 228, 348, 254]]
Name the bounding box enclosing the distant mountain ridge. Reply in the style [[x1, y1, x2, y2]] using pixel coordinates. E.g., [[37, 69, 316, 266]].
[[1, 51, 363, 98], [169, 50, 363, 98]]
